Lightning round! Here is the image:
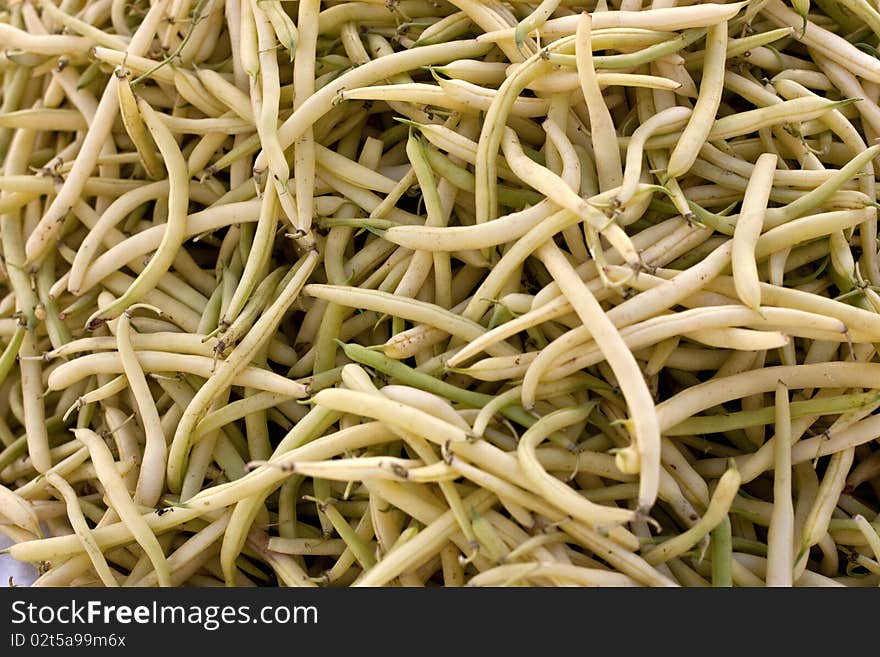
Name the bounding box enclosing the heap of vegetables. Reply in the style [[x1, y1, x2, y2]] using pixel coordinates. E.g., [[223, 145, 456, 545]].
[[0, 0, 879, 587]]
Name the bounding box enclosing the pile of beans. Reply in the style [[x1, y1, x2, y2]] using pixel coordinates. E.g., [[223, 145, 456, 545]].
[[1, 0, 880, 587]]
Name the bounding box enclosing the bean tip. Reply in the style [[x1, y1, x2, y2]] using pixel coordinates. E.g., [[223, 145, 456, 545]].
[[84, 316, 106, 332]]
